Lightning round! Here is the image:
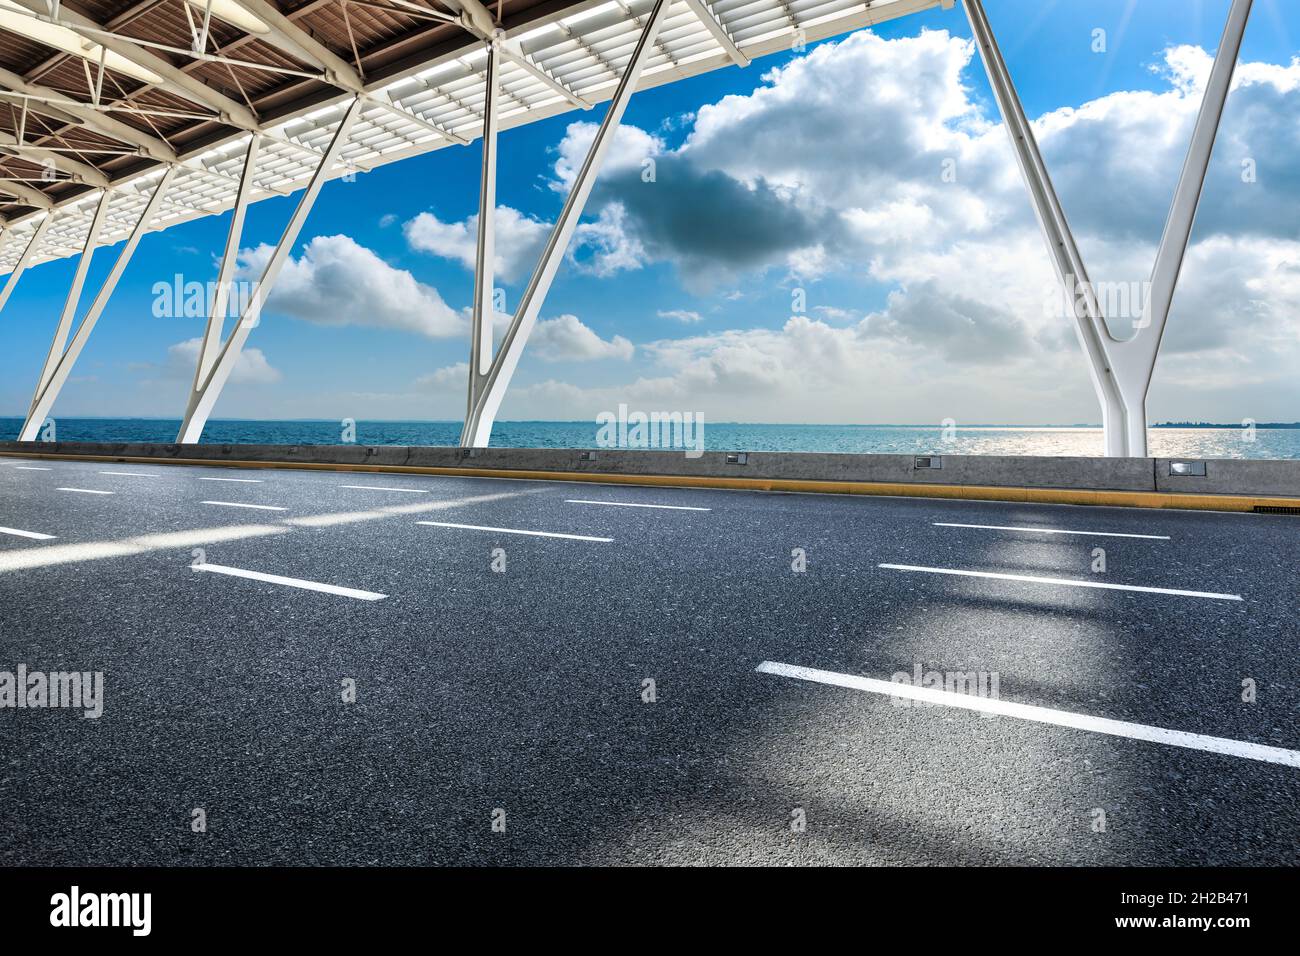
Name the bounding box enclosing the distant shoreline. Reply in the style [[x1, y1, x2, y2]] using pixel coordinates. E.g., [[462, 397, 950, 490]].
[[0, 417, 1296, 430], [1151, 422, 1300, 429]]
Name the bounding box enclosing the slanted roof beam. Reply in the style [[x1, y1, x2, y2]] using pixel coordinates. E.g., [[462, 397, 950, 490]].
[[682, 0, 749, 67], [498, 41, 592, 110], [224, 0, 365, 92], [0, 68, 179, 164], [0, 134, 110, 187], [440, 0, 591, 110], [0, 176, 54, 209]]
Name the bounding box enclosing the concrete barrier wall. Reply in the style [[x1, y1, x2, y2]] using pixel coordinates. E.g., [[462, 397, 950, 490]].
[[1155, 457, 1300, 498], [10, 439, 1296, 497]]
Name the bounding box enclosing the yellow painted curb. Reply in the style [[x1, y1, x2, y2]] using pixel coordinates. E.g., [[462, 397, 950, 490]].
[[2, 450, 1298, 514]]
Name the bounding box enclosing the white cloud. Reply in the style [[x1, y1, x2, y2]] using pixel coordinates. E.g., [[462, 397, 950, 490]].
[[531, 314, 634, 362], [403, 206, 550, 283], [110, 30, 1300, 427], [658, 309, 703, 323], [167, 338, 281, 385], [516, 30, 1300, 423], [569, 203, 647, 276], [552, 122, 664, 191], [238, 235, 463, 339], [413, 362, 468, 391]]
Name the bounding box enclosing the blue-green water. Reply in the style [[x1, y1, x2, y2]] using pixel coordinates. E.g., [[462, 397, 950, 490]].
[[2, 418, 1298, 459]]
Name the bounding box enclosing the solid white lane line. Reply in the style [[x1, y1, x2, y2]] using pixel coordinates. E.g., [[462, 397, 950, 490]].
[[878, 563, 1242, 601], [15, 466, 51, 471], [565, 499, 710, 512], [198, 477, 263, 483], [98, 471, 160, 478], [200, 500, 286, 512], [56, 487, 114, 495], [0, 526, 56, 541], [339, 485, 429, 494], [192, 563, 385, 601], [416, 520, 612, 542], [934, 522, 1169, 540], [756, 661, 1300, 768]]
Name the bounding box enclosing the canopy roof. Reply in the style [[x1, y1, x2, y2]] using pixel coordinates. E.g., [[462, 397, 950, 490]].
[[0, 0, 943, 272]]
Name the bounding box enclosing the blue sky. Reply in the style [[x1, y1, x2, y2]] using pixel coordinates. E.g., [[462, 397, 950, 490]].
[[2, 0, 1299, 428]]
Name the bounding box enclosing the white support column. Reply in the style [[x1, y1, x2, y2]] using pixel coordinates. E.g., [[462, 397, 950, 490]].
[[19, 171, 176, 441], [461, 35, 500, 442], [964, 0, 1251, 458], [1113, 0, 1253, 457], [30, 189, 111, 416], [0, 212, 53, 314], [177, 98, 362, 445], [461, 0, 671, 447], [964, 0, 1127, 455], [191, 134, 261, 401]]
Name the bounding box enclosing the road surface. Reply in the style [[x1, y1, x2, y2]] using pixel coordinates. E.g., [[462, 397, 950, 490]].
[[1, 455, 1297, 865]]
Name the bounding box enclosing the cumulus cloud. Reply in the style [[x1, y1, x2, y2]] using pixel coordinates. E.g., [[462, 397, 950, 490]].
[[403, 206, 550, 283], [238, 235, 463, 338], [531, 314, 634, 362], [487, 311, 1086, 425], [570, 203, 647, 277], [413, 362, 468, 391], [166, 338, 281, 385], [552, 123, 665, 191], [520, 28, 1300, 422], [137, 29, 1300, 427]]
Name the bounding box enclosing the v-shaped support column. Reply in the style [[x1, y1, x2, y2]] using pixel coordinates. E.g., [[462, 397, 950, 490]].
[[459, 0, 671, 448], [178, 100, 361, 444], [185, 133, 262, 432], [965, 0, 1252, 457], [20, 172, 176, 441]]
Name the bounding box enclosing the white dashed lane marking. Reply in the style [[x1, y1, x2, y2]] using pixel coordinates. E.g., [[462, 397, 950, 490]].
[[200, 501, 286, 512], [757, 661, 1300, 768], [192, 562, 386, 601], [339, 485, 429, 494], [0, 526, 56, 541], [878, 563, 1241, 601], [933, 522, 1169, 540], [416, 520, 612, 542], [565, 499, 710, 512]]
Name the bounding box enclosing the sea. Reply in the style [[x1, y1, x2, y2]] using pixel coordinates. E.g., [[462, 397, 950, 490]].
[[2, 418, 1298, 459]]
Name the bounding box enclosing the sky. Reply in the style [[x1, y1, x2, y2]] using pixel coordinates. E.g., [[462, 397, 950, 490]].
[[1, 0, 1298, 428]]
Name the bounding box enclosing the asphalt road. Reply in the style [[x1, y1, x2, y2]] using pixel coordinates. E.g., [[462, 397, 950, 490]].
[[1, 455, 1298, 866]]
